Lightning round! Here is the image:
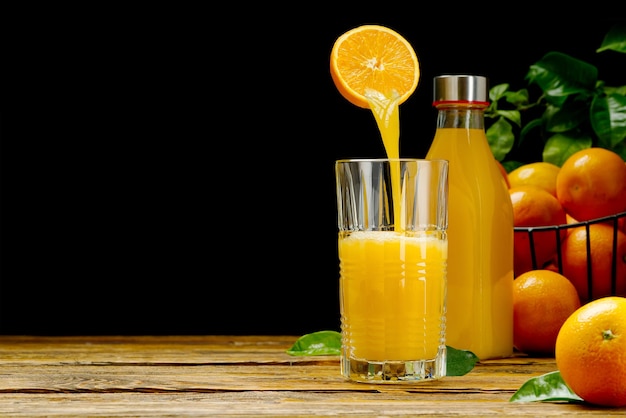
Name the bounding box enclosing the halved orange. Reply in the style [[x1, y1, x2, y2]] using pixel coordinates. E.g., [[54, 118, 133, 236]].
[[330, 25, 420, 109]]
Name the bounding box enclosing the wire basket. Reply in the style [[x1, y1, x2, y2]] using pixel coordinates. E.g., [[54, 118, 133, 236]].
[[514, 211, 626, 303]]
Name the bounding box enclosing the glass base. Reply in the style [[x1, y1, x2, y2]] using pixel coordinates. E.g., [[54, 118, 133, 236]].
[[341, 348, 446, 383]]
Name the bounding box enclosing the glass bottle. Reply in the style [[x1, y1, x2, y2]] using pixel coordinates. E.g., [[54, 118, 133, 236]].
[[425, 75, 514, 360]]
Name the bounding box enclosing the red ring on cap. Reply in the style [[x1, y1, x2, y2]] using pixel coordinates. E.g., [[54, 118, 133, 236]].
[[433, 100, 490, 106]]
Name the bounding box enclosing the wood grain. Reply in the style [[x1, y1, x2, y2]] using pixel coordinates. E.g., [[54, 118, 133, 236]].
[[0, 335, 622, 416]]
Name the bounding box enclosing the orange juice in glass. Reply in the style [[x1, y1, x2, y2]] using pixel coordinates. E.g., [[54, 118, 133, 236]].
[[335, 158, 449, 382]]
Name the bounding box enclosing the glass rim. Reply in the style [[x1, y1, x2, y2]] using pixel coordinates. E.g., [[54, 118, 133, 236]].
[[335, 158, 448, 164]]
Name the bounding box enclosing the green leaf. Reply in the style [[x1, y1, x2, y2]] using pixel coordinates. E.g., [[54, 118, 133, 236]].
[[510, 371, 584, 403], [286, 330, 341, 356], [542, 101, 588, 133], [503, 160, 523, 172], [487, 117, 515, 160], [504, 89, 530, 107], [286, 331, 479, 376], [489, 83, 510, 102], [525, 52, 598, 107], [590, 92, 626, 147], [604, 85, 626, 96], [596, 23, 626, 53], [542, 133, 592, 166], [495, 109, 522, 127], [446, 346, 479, 377]]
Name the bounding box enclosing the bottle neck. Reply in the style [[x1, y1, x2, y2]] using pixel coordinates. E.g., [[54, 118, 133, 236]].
[[435, 104, 485, 130]]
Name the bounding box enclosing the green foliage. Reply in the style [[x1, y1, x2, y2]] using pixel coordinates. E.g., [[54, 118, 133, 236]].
[[445, 345, 479, 377], [286, 330, 479, 376], [509, 371, 584, 403], [486, 24, 626, 168], [286, 330, 341, 356]]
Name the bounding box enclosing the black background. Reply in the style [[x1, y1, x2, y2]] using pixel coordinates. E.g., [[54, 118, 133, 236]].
[[2, 10, 625, 335]]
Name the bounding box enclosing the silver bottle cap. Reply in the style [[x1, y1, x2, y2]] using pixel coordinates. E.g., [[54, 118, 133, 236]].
[[433, 75, 488, 104]]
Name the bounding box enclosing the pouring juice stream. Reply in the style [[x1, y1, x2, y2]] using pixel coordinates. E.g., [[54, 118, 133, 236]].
[[365, 89, 402, 230]]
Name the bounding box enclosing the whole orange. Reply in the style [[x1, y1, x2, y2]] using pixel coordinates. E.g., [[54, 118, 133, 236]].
[[560, 223, 626, 303], [510, 185, 567, 277], [513, 269, 581, 355], [556, 147, 626, 221], [555, 296, 626, 407], [508, 161, 560, 197]]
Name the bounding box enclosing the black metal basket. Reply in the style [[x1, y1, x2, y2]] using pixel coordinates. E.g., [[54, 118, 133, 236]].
[[514, 211, 626, 303]]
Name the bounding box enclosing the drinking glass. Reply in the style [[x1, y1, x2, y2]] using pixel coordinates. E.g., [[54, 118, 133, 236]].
[[335, 158, 449, 383]]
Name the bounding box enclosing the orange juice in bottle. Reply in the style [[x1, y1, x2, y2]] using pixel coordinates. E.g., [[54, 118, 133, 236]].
[[425, 75, 513, 360]]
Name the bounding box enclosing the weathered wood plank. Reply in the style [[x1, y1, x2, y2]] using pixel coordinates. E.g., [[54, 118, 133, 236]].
[[0, 392, 623, 417], [0, 336, 622, 416], [0, 363, 550, 392], [0, 336, 563, 400], [0, 335, 300, 364]]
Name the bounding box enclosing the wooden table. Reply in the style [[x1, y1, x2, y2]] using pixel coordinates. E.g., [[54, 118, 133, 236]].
[[0, 335, 623, 416]]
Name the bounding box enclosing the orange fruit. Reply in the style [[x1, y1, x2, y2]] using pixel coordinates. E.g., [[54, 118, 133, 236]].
[[564, 212, 580, 236], [513, 269, 581, 355], [566, 212, 626, 236], [556, 147, 626, 221], [496, 159, 510, 189], [555, 296, 626, 407], [510, 185, 567, 277], [560, 223, 626, 303], [508, 161, 560, 197], [330, 25, 420, 109]]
